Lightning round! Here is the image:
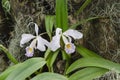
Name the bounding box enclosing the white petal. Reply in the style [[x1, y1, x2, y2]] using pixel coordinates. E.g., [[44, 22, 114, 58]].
[[36, 36, 49, 51], [29, 39, 37, 48], [62, 35, 69, 44], [63, 35, 72, 43], [56, 28, 62, 35], [49, 28, 62, 51], [49, 34, 61, 51], [20, 34, 35, 47], [34, 23, 39, 36], [63, 29, 83, 39]]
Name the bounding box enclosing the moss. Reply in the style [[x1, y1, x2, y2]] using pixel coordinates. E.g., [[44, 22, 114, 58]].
[[80, 0, 120, 60], [94, 71, 120, 80], [8, 15, 35, 61]]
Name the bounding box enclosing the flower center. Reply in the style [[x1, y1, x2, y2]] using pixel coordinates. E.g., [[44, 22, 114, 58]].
[[66, 44, 71, 49], [28, 47, 33, 53]]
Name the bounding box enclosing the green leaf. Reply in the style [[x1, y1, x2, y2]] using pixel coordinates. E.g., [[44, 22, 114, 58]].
[[31, 72, 68, 80], [66, 57, 120, 74], [62, 50, 71, 74], [47, 50, 59, 67], [0, 63, 22, 80], [75, 0, 92, 15], [76, 45, 101, 58], [69, 67, 108, 80], [46, 50, 59, 72], [0, 44, 18, 64], [6, 58, 46, 80], [70, 17, 99, 29], [2, 0, 10, 12], [45, 15, 55, 39], [44, 48, 51, 59], [56, 0, 68, 31], [62, 50, 71, 61]]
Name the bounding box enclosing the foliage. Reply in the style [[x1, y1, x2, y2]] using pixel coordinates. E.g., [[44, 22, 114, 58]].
[[45, 15, 55, 40], [0, 58, 46, 80], [68, 67, 107, 80], [0, 45, 18, 64], [0, 0, 120, 80], [56, 0, 68, 31], [2, 0, 10, 13], [75, 0, 92, 16], [31, 72, 68, 80], [66, 57, 120, 74]]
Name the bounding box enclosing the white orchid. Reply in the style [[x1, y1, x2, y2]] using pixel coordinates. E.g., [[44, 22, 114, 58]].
[[49, 28, 83, 54], [20, 23, 49, 57]]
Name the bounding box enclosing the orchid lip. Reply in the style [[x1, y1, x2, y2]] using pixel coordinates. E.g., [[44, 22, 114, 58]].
[[25, 47, 34, 57], [65, 43, 76, 54]]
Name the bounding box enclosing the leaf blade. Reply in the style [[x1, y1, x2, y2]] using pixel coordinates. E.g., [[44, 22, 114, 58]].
[[46, 50, 59, 72], [69, 67, 108, 80], [76, 45, 101, 58], [56, 0, 68, 31], [6, 58, 46, 80], [31, 72, 68, 80], [0, 63, 22, 80], [75, 0, 92, 15], [66, 57, 120, 74], [45, 15, 55, 39]]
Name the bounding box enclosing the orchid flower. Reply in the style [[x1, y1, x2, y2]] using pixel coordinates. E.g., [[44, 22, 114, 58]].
[[20, 23, 49, 57], [49, 28, 83, 54]]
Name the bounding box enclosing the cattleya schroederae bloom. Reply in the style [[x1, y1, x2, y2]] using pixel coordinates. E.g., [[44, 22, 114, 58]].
[[20, 23, 49, 57], [20, 22, 83, 57], [49, 28, 83, 54]]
